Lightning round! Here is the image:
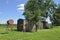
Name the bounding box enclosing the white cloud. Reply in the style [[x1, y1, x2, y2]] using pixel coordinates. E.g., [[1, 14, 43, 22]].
[[17, 4, 25, 11]]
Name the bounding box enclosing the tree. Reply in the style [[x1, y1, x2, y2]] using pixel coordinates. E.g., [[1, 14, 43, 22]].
[[23, 0, 56, 32], [37, 0, 56, 25], [52, 5, 60, 26], [23, 0, 41, 32]]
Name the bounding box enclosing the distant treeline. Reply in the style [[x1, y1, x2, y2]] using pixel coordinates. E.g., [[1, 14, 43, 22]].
[[0, 24, 17, 26]]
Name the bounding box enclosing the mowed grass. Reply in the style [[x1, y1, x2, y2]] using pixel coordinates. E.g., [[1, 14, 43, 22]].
[[0, 24, 60, 40]]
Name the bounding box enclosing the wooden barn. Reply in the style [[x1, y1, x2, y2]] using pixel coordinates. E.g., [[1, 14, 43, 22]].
[[17, 19, 48, 32]]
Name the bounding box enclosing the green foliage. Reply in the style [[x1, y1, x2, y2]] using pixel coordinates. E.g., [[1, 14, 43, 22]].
[[23, 0, 42, 31], [52, 5, 60, 26], [23, 0, 56, 30], [24, 0, 41, 21], [23, 0, 56, 21], [23, 0, 56, 31]]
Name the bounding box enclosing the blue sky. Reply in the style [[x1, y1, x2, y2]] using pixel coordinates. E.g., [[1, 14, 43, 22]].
[[0, 0, 60, 24]]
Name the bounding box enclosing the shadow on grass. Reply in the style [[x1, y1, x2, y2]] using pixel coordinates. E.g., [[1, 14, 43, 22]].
[[12, 29, 33, 33], [0, 29, 36, 34], [0, 32, 9, 34]]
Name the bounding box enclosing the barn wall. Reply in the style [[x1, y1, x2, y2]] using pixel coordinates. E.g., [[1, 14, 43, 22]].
[[17, 19, 48, 32]]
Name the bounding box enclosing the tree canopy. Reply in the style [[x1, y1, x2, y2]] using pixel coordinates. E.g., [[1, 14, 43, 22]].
[[52, 5, 60, 26], [23, 0, 57, 31]]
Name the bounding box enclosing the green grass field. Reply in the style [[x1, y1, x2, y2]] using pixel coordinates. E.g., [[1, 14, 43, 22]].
[[0, 24, 60, 40]]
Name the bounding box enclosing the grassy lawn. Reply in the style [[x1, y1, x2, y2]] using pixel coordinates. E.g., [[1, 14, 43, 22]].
[[0, 24, 60, 40]]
